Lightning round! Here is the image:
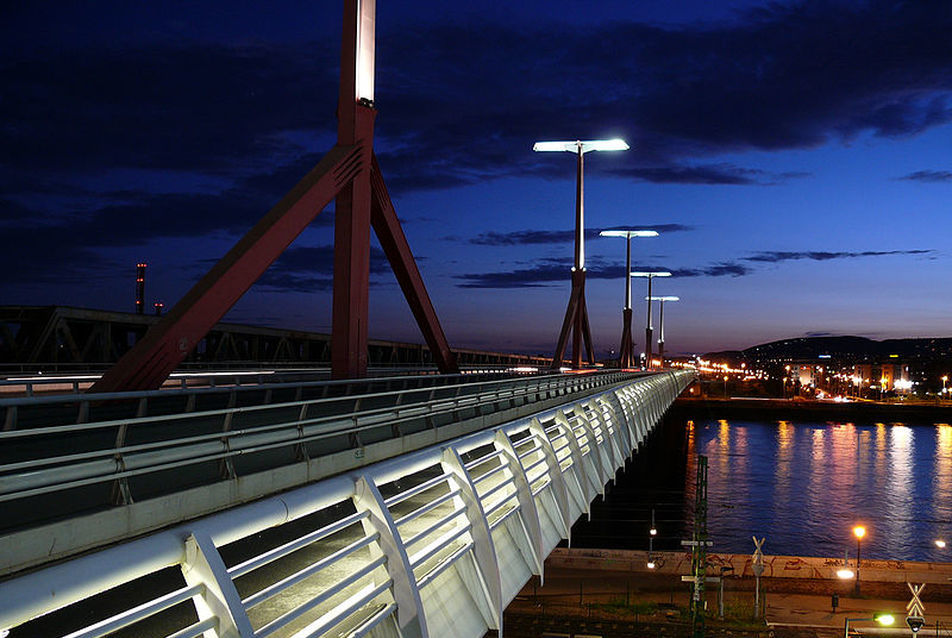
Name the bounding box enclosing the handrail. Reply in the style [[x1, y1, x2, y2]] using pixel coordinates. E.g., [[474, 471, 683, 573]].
[[0, 369, 638, 431]]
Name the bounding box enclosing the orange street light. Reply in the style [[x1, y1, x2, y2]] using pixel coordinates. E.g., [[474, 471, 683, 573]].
[[852, 525, 866, 594]]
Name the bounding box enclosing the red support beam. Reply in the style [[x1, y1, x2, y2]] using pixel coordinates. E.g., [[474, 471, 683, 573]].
[[331, 106, 376, 379], [370, 154, 458, 374]]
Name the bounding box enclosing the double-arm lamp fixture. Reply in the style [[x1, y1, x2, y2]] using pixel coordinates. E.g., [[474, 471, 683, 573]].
[[533, 139, 629, 369], [600, 230, 659, 367], [630, 271, 671, 368], [645, 295, 679, 366]]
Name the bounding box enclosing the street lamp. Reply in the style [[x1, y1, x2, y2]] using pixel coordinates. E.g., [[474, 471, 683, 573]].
[[645, 295, 679, 366], [844, 613, 894, 638], [853, 525, 866, 595], [534, 139, 630, 370], [630, 271, 671, 369], [942, 375, 948, 398], [600, 230, 658, 367]]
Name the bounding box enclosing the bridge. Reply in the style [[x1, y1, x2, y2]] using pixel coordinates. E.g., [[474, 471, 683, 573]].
[[0, 2, 701, 636], [0, 369, 692, 637], [0, 306, 552, 374]]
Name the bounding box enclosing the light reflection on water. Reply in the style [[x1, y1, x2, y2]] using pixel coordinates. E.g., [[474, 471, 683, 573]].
[[696, 420, 952, 562]]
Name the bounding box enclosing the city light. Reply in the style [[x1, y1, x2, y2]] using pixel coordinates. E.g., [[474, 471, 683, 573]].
[[836, 568, 855, 579], [936, 539, 947, 549], [853, 526, 866, 539]]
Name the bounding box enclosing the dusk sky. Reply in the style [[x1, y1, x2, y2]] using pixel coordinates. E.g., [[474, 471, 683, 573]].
[[2, 1, 950, 357]]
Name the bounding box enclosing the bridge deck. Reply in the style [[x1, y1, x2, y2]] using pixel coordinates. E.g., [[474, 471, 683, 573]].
[[0, 370, 694, 638]]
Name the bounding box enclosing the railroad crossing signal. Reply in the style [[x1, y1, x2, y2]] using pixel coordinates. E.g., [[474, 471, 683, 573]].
[[906, 582, 926, 633], [752, 536, 765, 577], [752, 536, 766, 618]]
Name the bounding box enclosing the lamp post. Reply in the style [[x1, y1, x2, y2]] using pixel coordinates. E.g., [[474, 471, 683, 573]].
[[534, 139, 629, 370], [645, 295, 679, 367], [844, 614, 895, 638], [853, 525, 866, 595], [601, 230, 659, 368], [647, 507, 657, 569], [630, 271, 671, 369], [942, 375, 948, 400]]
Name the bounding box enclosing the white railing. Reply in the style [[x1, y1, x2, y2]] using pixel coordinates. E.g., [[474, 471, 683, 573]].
[[0, 370, 693, 638]]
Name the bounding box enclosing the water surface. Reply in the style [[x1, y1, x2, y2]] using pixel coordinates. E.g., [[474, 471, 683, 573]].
[[691, 419, 952, 561]]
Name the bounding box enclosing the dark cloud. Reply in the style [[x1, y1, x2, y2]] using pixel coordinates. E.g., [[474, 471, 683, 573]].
[[456, 247, 933, 290], [454, 257, 750, 288], [0, 44, 337, 173], [468, 224, 693, 246], [608, 164, 812, 185], [255, 245, 389, 293], [2, 0, 950, 291], [0, 157, 337, 285], [743, 249, 934, 263], [608, 164, 756, 185], [3, 0, 948, 189], [898, 170, 952, 183]]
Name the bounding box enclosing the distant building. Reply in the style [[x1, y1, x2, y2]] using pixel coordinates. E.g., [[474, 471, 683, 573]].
[[852, 361, 910, 391]]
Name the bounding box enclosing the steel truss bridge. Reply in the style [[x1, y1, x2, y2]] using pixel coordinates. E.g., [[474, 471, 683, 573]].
[[0, 369, 693, 638], [0, 306, 552, 373]]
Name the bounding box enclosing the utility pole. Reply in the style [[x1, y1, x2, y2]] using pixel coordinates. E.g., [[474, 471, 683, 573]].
[[686, 455, 709, 638]]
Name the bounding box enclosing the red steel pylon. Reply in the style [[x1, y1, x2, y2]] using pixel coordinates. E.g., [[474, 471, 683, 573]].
[[91, 0, 457, 393]]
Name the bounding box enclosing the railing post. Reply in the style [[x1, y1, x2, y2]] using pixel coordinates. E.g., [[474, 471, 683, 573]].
[[181, 531, 254, 638], [553, 410, 597, 516], [352, 475, 428, 638], [494, 430, 544, 577], [570, 405, 609, 495], [441, 448, 502, 632], [527, 417, 572, 540]]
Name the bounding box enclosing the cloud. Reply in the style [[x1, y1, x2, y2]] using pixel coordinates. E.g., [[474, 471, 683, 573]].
[[614, 165, 760, 185], [743, 249, 934, 263], [607, 164, 805, 185], [454, 256, 750, 288], [256, 245, 390, 293], [468, 224, 693, 246], [898, 170, 952, 183], [4, 1, 949, 195], [453, 246, 934, 289], [2, 0, 950, 291]]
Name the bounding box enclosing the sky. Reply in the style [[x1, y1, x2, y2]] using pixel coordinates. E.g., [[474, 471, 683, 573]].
[[1, 0, 950, 358]]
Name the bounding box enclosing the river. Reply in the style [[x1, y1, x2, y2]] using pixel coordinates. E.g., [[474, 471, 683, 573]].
[[570, 415, 952, 562]]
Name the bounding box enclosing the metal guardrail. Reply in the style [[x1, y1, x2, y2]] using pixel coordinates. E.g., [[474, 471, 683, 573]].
[[0, 370, 694, 638], [0, 370, 645, 572], [0, 371, 633, 507], [0, 369, 542, 430], [0, 365, 529, 398]]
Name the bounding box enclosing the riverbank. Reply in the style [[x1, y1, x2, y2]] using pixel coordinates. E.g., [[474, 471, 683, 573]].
[[500, 549, 952, 638], [672, 396, 952, 423]]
